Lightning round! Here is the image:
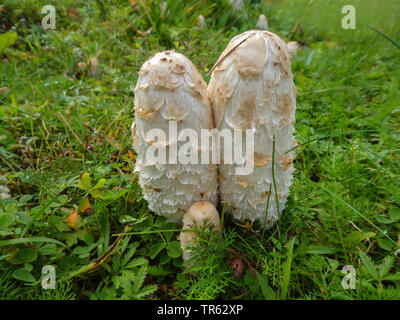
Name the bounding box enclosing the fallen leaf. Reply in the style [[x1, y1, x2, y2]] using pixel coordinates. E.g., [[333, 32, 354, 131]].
[[160, 284, 168, 295], [78, 172, 92, 190], [231, 256, 244, 278], [67, 209, 80, 228], [78, 196, 91, 213], [68, 7, 81, 18], [0, 86, 8, 95], [234, 220, 255, 232]]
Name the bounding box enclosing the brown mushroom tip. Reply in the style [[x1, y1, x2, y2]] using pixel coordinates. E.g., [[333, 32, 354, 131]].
[[139, 51, 191, 89]]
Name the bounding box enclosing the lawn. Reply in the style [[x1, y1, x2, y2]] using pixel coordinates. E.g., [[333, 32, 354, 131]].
[[0, 0, 399, 300]]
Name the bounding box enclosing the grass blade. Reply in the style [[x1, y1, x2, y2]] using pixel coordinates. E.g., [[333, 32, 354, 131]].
[[0, 237, 68, 249], [280, 237, 295, 300], [323, 187, 399, 250], [366, 24, 400, 50]]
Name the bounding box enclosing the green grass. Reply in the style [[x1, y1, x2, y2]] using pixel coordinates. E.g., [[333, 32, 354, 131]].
[[0, 0, 400, 300]]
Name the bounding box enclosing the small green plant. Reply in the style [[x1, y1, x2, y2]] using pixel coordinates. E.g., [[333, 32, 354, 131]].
[[358, 252, 400, 299]]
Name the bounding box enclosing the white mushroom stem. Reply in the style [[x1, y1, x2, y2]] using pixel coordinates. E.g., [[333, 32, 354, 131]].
[[179, 201, 221, 261]]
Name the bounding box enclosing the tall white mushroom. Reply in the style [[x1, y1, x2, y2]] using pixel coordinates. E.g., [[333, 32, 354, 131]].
[[132, 51, 218, 223], [208, 30, 297, 228], [197, 15, 206, 29]]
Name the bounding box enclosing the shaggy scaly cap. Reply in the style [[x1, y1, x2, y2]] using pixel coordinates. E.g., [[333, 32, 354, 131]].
[[208, 30, 297, 228], [132, 51, 218, 223]]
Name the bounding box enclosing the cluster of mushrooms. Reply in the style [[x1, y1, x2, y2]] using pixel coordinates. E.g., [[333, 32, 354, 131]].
[[131, 30, 297, 261]]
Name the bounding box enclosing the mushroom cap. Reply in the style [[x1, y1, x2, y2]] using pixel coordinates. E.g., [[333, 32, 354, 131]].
[[208, 30, 296, 228], [182, 201, 221, 232], [180, 201, 221, 261], [133, 51, 218, 223]]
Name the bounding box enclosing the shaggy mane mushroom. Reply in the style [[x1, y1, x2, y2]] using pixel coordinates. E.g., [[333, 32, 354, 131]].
[[132, 51, 218, 223], [208, 30, 297, 228]]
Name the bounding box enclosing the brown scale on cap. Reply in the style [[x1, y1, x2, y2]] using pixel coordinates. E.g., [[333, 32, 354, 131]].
[[232, 35, 267, 80], [253, 153, 272, 166], [276, 91, 295, 126], [235, 96, 256, 129], [278, 155, 293, 171], [236, 179, 251, 188]]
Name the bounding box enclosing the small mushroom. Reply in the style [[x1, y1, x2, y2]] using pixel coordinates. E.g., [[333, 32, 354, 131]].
[[160, 1, 167, 16], [287, 41, 300, 57], [256, 14, 268, 30], [197, 15, 206, 29], [208, 30, 296, 229], [228, 0, 244, 10], [179, 201, 221, 261], [88, 57, 99, 78], [77, 62, 87, 73], [0, 185, 11, 200]]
